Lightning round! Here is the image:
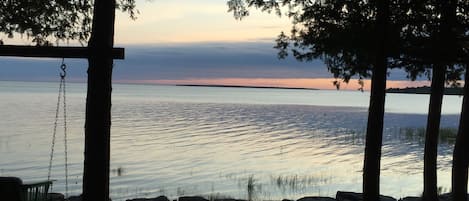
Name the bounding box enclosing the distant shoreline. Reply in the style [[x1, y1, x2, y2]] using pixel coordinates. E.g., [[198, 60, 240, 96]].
[[176, 84, 319, 91], [387, 86, 463, 95]]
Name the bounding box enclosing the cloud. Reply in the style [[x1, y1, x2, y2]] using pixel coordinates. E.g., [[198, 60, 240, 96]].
[[0, 57, 88, 82], [0, 41, 416, 85], [114, 0, 292, 43], [113, 41, 332, 80]]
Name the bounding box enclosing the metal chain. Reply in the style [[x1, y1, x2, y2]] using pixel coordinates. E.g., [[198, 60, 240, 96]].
[[48, 77, 62, 182], [62, 63, 69, 198], [48, 59, 69, 197]]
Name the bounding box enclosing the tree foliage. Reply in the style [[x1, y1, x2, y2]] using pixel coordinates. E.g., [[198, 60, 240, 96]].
[[229, 0, 406, 89], [228, 0, 469, 87], [397, 0, 469, 84], [0, 0, 137, 45]]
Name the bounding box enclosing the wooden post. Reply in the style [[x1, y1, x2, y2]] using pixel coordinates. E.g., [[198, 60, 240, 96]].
[[0, 45, 124, 59], [0, 43, 123, 200], [0, 3, 122, 201], [82, 0, 116, 200]]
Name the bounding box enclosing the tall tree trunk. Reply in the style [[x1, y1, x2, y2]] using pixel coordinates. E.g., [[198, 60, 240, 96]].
[[422, 2, 456, 200], [363, 1, 389, 201], [452, 67, 469, 201], [82, 0, 116, 200], [422, 64, 446, 201]]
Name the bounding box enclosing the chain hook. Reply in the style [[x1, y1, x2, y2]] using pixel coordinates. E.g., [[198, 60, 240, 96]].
[[60, 58, 67, 79]]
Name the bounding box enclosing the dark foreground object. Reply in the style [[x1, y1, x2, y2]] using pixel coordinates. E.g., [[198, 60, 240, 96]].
[[46, 191, 469, 201], [336, 191, 396, 201], [0, 177, 54, 201], [298, 196, 337, 201], [0, 45, 124, 60], [400, 193, 469, 201], [125, 192, 398, 201], [127, 195, 170, 201]]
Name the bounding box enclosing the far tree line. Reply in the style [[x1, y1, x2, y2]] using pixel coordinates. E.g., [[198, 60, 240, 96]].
[[228, 1, 468, 201]]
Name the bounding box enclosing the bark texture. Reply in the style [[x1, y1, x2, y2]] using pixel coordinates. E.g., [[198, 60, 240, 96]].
[[422, 65, 445, 201], [82, 0, 116, 200], [363, 1, 389, 201], [452, 67, 469, 201]]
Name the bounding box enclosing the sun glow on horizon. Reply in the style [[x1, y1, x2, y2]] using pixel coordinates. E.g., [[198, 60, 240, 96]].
[[116, 78, 431, 91]]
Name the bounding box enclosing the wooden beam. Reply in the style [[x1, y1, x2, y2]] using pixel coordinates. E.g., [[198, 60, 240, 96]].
[[0, 45, 124, 59]]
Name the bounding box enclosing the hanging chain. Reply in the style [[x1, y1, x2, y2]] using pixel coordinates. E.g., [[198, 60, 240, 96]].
[[60, 59, 67, 79], [48, 58, 69, 197], [61, 59, 69, 198], [48, 69, 63, 181]]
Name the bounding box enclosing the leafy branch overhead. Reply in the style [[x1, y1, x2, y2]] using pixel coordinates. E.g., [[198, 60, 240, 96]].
[[0, 0, 137, 45], [228, 0, 469, 87], [228, 0, 398, 88]]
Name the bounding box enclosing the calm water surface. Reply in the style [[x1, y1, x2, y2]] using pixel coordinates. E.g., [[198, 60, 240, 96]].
[[0, 81, 463, 200]]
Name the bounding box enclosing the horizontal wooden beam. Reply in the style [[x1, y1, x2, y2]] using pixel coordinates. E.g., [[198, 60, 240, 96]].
[[0, 45, 124, 60]]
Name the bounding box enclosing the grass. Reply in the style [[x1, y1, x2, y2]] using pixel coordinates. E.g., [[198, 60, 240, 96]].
[[341, 126, 458, 145], [399, 127, 457, 144], [271, 174, 331, 193], [224, 173, 330, 201], [247, 175, 256, 201], [206, 193, 234, 201], [437, 186, 449, 195], [439, 128, 457, 144]]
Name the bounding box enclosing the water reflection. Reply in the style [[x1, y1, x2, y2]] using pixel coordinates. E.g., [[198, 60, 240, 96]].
[[0, 82, 462, 201]]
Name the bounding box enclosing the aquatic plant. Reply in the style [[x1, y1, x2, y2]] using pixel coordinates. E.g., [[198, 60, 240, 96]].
[[398, 127, 457, 145], [177, 187, 186, 197], [247, 175, 256, 201], [207, 193, 233, 201]]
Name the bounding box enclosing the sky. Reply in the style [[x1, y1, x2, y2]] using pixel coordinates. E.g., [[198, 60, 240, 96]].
[[0, 0, 430, 90]]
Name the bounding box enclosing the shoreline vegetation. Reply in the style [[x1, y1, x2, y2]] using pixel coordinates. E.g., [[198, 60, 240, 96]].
[[68, 127, 457, 201], [386, 86, 463, 95], [177, 84, 319, 91]]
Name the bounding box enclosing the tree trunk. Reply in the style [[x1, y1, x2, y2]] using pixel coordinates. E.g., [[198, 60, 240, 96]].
[[422, 64, 446, 201], [363, 1, 389, 201], [452, 67, 469, 201], [82, 0, 116, 200], [422, 1, 457, 200]]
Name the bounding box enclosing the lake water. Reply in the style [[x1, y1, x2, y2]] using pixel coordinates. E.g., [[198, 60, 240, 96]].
[[0, 81, 464, 200]]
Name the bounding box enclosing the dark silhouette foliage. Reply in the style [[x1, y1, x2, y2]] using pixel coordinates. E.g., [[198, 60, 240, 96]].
[[0, 0, 136, 45], [229, 0, 404, 89], [0, 0, 92, 45]]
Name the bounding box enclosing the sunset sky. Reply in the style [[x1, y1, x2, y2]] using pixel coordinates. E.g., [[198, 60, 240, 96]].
[[0, 0, 430, 90]]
